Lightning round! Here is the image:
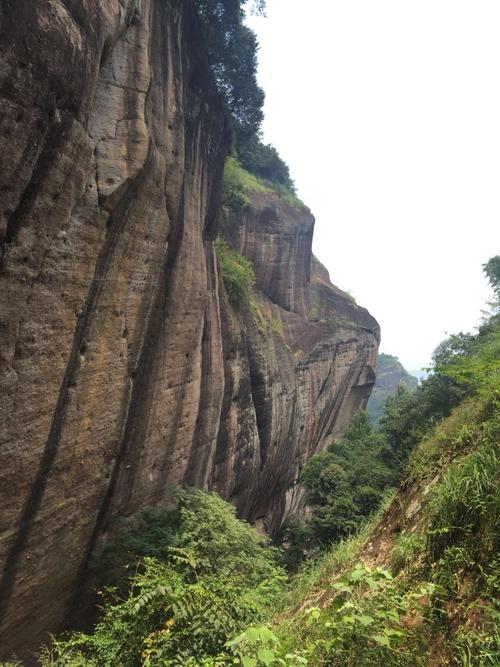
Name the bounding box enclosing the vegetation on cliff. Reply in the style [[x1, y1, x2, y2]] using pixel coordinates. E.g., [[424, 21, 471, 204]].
[[215, 236, 256, 306], [195, 0, 297, 196], [222, 156, 304, 211]]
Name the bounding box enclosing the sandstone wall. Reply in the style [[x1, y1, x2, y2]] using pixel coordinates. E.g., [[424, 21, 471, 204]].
[[0, 0, 378, 658], [218, 194, 379, 531]]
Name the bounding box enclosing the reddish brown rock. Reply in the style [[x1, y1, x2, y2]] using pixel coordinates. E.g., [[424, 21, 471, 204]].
[[218, 193, 379, 531], [0, 0, 378, 659]]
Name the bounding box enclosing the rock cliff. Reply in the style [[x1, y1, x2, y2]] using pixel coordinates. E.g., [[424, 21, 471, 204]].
[[0, 0, 378, 658], [367, 353, 418, 424]]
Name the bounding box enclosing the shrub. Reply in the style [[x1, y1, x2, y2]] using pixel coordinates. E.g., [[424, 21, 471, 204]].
[[215, 236, 256, 305], [90, 507, 179, 592], [222, 156, 268, 209], [44, 490, 285, 666], [425, 436, 499, 568]]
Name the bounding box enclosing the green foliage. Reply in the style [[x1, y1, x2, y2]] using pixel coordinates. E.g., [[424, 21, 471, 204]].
[[283, 412, 395, 565], [434, 323, 500, 398], [222, 156, 268, 209], [279, 496, 395, 610], [222, 156, 303, 212], [275, 565, 433, 666], [379, 370, 467, 473], [90, 508, 179, 592], [215, 236, 256, 305], [226, 625, 307, 666], [45, 490, 285, 666], [195, 0, 265, 149], [450, 603, 500, 666], [375, 326, 499, 474], [237, 137, 295, 192], [425, 430, 499, 569]]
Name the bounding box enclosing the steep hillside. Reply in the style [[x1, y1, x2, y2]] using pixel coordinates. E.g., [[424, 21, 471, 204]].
[[0, 0, 378, 659], [367, 353, 418, 424], [265, 391, 499, 666]]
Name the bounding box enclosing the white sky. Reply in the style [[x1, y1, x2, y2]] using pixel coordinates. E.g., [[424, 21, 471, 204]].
[[246, 0, 500, 371]]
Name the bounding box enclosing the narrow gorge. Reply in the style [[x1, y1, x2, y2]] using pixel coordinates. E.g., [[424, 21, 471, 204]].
[[0, 0, 379, 659]]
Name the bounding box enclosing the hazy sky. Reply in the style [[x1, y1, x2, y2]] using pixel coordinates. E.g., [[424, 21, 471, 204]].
[[246, 0, 500, 371]]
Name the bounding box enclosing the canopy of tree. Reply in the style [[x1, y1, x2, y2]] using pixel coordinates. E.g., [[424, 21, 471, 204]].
[[195, 0, 296, 191]]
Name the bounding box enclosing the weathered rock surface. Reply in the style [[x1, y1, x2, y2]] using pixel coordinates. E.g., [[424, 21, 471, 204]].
[[220, 196, 379, 530], [0, 0, 378, 658]]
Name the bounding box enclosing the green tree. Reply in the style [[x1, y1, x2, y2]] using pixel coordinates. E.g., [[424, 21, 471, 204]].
[[45, 490, 285, 666], [483, 255, 500, 301], [284, 412, 394, 561], [238, 137, 296, 191], [195, 1, 265, 150]]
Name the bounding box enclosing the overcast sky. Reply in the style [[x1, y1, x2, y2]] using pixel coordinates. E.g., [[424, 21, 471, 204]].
[[246, 0, 500, 371]]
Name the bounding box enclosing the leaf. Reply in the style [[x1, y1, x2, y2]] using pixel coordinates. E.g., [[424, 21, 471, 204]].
[[258, 626, 278, 643], [358, 614, 374, 626], [349, 567, 366, 582], [257, 648, 276, 665], [305, 607, 321, 625], [241, 658, 258, 667], [332, 583, 352, 593], [373, 634, 391, 648], [244, 627, 261, 644], [384, 628, 404, 637], [226, 631, 246, 648], [341, 615, 355, 625]]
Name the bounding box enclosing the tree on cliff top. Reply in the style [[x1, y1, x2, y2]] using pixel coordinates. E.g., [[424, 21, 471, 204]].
[[195, 0, 265, 147], [195, 0, 296, 191]]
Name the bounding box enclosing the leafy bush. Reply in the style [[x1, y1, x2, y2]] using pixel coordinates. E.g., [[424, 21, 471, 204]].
[[222, 156, 303, 211], [274, 564, 433, 666], [215, 236, 256, 305], [90, 507, 180, 592], [44, 490, 285, 666], [222, 156, 268, 209], [238, 137, 295, 192]]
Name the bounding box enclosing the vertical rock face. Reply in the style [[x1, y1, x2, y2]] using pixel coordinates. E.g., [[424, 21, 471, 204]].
[[0, 0, 378, 658], [0, 0, 228, 656], [216, 194, 379, 531]]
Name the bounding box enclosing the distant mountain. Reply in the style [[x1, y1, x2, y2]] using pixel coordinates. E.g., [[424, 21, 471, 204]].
[[409, 368, 429, 382], [367, 353, 419, 425]]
